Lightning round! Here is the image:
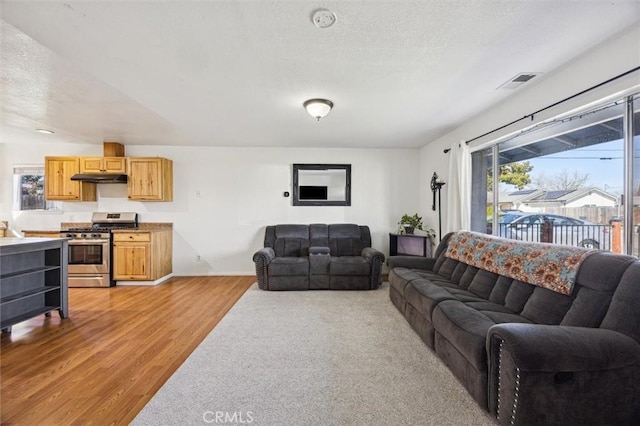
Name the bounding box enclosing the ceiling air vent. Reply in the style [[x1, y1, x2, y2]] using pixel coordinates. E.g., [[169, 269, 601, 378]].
[[497, 72, 542, 90]]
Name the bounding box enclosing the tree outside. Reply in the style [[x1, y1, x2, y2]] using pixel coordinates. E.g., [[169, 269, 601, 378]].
[[532, 169, 590, 190], [20, 174, 45, 210], [487, 161, 533, 191]]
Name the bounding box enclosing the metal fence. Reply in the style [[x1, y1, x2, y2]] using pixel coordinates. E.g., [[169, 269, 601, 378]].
[[497, 223, 612, 251], [21, 194, 45, 210]]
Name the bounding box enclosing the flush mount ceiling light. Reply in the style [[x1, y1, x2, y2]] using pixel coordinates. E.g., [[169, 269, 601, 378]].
[[303, 99, 334, 121], [36, 128, 54, 134]]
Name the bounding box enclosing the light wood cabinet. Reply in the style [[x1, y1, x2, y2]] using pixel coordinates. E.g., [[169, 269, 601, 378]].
[[127, 158, 173, 201], [45, 157, 97, 201], [113, 239, 151, 280], [79, 157, 127, 174], [112, 229, 172, 281]]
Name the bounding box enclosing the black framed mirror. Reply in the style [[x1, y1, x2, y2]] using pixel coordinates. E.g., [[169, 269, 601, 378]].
[[292, 164, 351, 206]]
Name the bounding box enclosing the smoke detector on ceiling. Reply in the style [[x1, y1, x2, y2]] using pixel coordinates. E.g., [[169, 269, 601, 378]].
[[312, 9, 336, 28], [497, 72, 543, 90]]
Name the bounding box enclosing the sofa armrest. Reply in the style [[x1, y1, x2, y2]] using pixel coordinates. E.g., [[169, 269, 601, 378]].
[[387, 256, 436, 271], [361, 247, 385, 289], [488, 323, 640, 372], [361, 247, 384, 263], [487, 323, 640, 425], [253, 247, 275, 265], [253, 247, 276, 290], [309, 246, 330, 255]]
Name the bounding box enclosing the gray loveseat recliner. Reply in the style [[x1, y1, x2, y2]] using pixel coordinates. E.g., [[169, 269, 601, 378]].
[[253, 224, 385, 290], [388, 231, 640, 425]]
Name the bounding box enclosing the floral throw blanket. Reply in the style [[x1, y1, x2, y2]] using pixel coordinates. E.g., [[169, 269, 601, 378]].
[[445, 231, 596, 295]]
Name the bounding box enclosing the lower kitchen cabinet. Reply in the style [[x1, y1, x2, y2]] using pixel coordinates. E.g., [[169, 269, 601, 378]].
[[0, 238, 69, 333], [112, 229, 172, 281]]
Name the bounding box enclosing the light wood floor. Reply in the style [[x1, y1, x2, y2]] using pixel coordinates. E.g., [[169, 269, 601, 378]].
[[0, 276, 255, 425]]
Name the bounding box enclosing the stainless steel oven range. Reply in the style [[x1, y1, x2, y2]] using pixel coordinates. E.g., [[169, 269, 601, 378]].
[[60, 212, 138, 287]]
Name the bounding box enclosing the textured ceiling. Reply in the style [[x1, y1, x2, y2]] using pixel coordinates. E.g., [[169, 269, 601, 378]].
[[1, 1, 639, 148]]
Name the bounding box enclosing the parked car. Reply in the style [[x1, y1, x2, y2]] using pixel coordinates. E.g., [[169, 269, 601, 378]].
[[497, 212, 610, 250]]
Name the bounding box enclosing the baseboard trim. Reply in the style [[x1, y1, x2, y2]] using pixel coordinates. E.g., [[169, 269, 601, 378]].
[[116, 273, 174, 286], [173, 272, 255, 277]]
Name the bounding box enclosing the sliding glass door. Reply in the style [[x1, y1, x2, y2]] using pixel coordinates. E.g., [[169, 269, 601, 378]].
[[471, 92, 638, 257], [633, 96, 640, 257]]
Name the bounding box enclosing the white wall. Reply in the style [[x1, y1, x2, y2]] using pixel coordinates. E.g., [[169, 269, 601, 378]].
[[419, 25, 640, 237], [0, 143, 419, 274], [565, 193, 616, 208]]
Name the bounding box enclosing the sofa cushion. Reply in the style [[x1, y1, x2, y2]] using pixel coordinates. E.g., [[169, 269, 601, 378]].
[[487, 276, 514, 305], [573, 252, 636, 292], [449, 261, 468, 285], [520, 286, 575, 325], [269, 257, 308, 276], [329, 238, 364, 257], [467, 269, 500, 299], [457, 265, 480, 289], [560, 252, 636, 327], [433, 300, 532, 371], [328, 223, 361, 238], [388, 267, 426, 297], [330, 256, 369, 275], [275, 224, 309, 239], [309, 223, 329, 247], [436, 257, 460, 280], [503, 279, 535, 313], [432, 301, 495, 371], [443, 287, 487, 303], [412, 269, 459, 289], [600, 262, 640, 344], [274, 238, 309, 257], [405, 279, 457, 321]]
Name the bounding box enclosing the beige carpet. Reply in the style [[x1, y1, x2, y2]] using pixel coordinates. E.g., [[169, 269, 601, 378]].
[[132, 283, 496, 425]]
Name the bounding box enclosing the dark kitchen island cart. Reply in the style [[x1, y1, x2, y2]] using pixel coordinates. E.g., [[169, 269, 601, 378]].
[[0, 238, 69, 333]]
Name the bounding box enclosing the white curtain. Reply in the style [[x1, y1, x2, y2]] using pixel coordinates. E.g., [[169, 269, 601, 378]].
[[446, 141, 472, 232]]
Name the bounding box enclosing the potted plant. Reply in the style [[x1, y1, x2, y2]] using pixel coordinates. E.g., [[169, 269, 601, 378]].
[[399, 213, 423, 234]]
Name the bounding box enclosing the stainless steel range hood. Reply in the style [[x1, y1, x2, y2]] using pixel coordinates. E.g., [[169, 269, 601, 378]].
[[70, 173, 128, 184]]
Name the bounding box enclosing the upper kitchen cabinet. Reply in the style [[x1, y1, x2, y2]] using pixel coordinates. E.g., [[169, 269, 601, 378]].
[[79, 157, 127, 174], [127, 157, 173, 201], [45, 157, 97, 201]]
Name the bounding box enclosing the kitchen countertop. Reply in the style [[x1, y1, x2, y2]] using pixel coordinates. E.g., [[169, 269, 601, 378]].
[[0, 237, 62, 247], [22, 223, 174, 233], [60, 222, 173, 231], [111, 226, 172, 233]]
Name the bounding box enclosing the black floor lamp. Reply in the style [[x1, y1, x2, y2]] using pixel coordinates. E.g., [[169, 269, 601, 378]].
[[430, 172, 446, 241]]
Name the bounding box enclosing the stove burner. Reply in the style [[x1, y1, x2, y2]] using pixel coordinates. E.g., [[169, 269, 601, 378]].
[[66, 225, 139, 232]]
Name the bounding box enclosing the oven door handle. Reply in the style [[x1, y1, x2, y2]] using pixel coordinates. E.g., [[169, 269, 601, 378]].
[[68, 239, 110, 245]]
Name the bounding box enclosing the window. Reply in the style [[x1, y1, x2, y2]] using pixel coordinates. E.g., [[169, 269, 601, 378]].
[[470, 147, 493, 234], [471, 92, 638, 257], [13, 166, 60, 211], [633, 96, 640, 258]]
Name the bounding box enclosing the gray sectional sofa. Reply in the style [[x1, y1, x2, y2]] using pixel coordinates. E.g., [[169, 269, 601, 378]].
[[388, 231, 640, 425], [253, 224, 385, 290]]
